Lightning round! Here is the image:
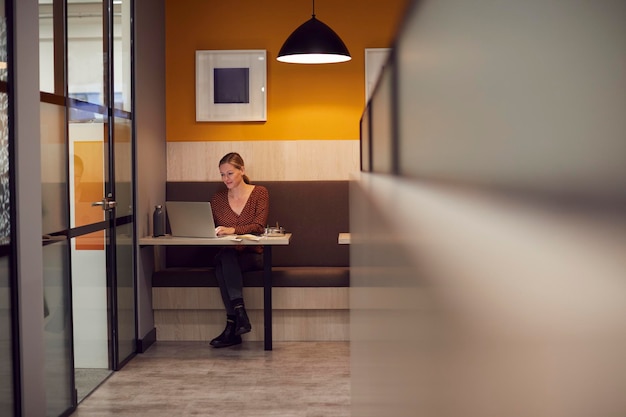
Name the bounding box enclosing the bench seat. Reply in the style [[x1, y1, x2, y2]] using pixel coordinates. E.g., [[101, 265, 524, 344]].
[[153, 266, 350, 288], [152, 180, 350, 342]]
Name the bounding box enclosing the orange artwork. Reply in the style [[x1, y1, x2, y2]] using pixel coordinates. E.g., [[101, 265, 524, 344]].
[[74, 141, 105, 250]]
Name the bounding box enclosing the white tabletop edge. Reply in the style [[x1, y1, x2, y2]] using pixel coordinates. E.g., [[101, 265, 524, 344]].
[[139, 233, 292, 246]]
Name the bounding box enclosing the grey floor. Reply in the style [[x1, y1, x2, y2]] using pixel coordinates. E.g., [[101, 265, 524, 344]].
[[71, 341, 350, 417], [75, 368, 112, 403]]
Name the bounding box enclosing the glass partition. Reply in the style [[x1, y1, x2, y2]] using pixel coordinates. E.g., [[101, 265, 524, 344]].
[[38, 0, 136, 407], [38, 0, 56, 94], [67, 0, 104, 108], [0, 2, 15, 414], [41, 100, 74, 416], [114, 0, 131, 112], [70, 231, 110, 403], [66, 0, 112, 401], [41, 101, 68, 236], [42, 240, 73, 415], [113, 116, 134, 362], [115, 222, 134, 362], [70, 120, 106, 230]]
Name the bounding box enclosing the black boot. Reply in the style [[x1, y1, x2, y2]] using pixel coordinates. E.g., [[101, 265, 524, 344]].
[[210, 318, 242, 348], [209, 315, 235, 346], [234, 304, 251, 336]]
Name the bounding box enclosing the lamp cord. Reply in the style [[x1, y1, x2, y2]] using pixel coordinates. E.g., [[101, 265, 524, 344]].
[[312, 0, 316, 18]]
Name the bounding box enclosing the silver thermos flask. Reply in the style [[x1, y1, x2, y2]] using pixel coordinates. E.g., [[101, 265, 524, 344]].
[[153, 205, 165, 237]]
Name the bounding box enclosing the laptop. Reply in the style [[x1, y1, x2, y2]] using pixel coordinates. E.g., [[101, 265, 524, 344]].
[[165, 201, 217, 238]]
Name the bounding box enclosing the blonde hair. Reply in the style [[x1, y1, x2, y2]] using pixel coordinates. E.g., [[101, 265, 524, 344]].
[[219, 152, 250, 184]]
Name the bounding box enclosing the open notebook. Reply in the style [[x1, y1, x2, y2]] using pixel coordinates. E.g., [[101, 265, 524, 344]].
[[165, 201, 217, 238]]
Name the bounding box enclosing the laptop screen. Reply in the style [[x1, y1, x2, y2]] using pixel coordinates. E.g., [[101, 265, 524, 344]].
[[165, 201, 217, 238]]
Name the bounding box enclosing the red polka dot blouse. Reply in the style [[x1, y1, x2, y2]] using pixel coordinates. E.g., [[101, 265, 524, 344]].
[[211, 185, 270, 237]]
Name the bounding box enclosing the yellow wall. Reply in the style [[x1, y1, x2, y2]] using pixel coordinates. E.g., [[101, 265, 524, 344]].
[[165, 0, 408, 142]]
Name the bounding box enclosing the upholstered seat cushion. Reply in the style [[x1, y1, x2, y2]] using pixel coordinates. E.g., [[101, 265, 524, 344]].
[[153, 266, 350, 288]]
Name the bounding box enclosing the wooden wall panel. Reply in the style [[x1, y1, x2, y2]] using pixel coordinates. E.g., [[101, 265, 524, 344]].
[[153, 287, 350, 310], [154, 310, 349, 342], [167, 140, 360, 181]]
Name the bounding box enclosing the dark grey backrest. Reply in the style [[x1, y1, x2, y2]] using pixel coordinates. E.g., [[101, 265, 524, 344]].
[[164, 181, 350, 268]]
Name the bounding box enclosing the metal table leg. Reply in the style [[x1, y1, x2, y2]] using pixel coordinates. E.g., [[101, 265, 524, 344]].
[[263, 245, 272, 350]]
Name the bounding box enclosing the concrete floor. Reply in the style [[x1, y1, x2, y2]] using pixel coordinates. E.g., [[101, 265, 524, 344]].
[[71, 341, 350, 417]]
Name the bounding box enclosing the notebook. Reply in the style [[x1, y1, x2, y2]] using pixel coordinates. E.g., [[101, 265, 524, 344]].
[[165, 201, 218, 238]]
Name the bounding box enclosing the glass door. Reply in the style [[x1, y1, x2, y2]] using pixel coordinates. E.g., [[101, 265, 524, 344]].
[[40, 1, 76, 414], [66, 0, 135, 398], [66, 0, 112, 401], [37, 0, 134, 412], [111, 0, 135, 367]]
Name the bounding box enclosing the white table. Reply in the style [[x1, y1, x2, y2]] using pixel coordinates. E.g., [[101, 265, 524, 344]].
[[139, 234, 291, 350]]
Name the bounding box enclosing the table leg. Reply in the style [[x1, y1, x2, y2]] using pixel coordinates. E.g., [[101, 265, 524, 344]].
[[263, 245, 272, 350]]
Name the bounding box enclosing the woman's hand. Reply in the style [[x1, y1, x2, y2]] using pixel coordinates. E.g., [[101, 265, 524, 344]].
[[215, 226, 236, 236]]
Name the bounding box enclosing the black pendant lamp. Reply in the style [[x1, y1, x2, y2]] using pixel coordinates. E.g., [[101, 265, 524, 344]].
[[277, 0, 351, 64]]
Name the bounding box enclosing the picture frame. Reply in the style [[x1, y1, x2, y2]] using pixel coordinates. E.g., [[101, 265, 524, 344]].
[[360, 103, 372, 172], [195, 50, 267, 122], [365, 48, 391, 103], [370, 52, 396, 175]]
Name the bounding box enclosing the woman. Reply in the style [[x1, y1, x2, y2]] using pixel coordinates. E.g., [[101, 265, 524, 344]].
[[210, 152, 269, 348]]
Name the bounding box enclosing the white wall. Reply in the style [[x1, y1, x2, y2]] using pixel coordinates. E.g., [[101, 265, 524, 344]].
[[134, 0, 166, 343], [350, 1, 626, 416]]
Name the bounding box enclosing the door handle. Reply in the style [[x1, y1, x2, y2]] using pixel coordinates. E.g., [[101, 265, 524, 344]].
[[92, 197, 117, 211]]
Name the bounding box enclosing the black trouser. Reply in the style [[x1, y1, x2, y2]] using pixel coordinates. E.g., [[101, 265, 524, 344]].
[[214, 248, 263, 315]]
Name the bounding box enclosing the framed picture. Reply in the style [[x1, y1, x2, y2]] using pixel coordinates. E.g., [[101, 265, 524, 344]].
[[365, 48, 391, 103], [195, 50, 267, 122], [360, 103, 372, 172], [370, 52, 396, 174]]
